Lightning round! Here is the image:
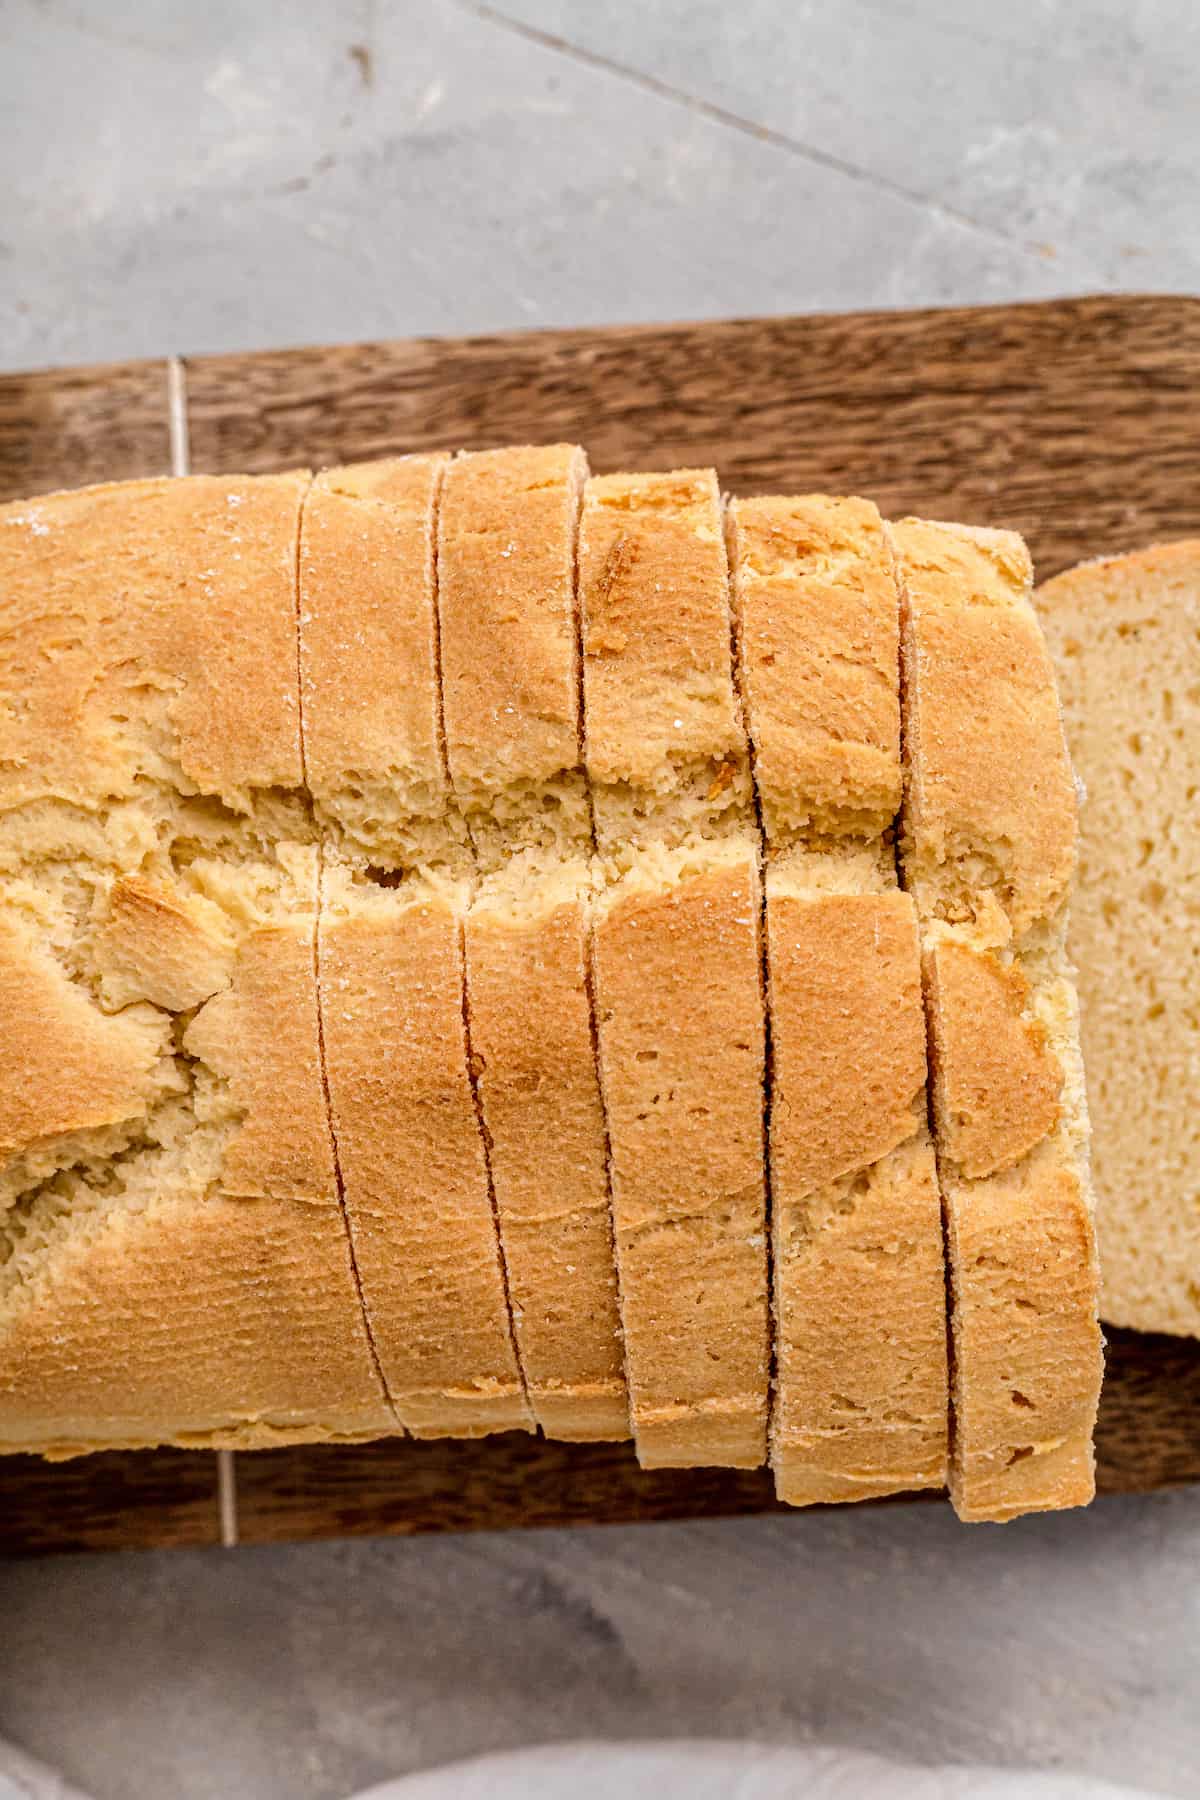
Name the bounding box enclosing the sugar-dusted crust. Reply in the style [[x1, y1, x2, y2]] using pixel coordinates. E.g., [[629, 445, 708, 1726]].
[[890, 515, 1103, 1523], [729, 493, 948, 1508], [1039, 541, 1200, 1337]]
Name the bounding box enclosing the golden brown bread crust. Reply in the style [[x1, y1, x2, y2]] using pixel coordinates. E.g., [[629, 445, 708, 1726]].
[[465, 882, 627, 1441], [890, 518, 1076, 939], [726, 495, 901, 840], [0, 885, 392, 1454], [765, 890, 926, 1195], [185, 907, 341, 1208], [94, 874, 235, 1012], [0, 1190, 392, 1457], [890, 516, 1102, 1522], [1038, 542, 1200, 1337], [591, 847, 769, 1468], [298, 455, 460, 866], [318, 875, 531, 1437], [426, 443, 625, 1438], [437, 445, 589, 832], [433, 444, 624, 1432], [924, 936, 1062, 1181], [0, 896, 175, 1166], [0, 474, 310, 819], [578, 468, 749, 845], [0, 473, 396, 1455], [944, 1150, 1100, 1521], [771, 1134, 947, 1504], [299, 457, 530, 1434]]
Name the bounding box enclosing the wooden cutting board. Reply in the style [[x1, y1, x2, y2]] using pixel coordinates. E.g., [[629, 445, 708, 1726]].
[[2, 295, 1198, 1556]]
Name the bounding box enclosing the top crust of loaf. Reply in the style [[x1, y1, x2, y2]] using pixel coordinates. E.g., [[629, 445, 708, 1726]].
[[727, 495, 901, 844], [1038, 536, 1200, 604], [578, 468, 749, 843], [0, 475, 310, 822], [889, 517, 1077, 940], [764, 878, 927, 1196], [299, 455, 464, 870], [437, 446, 588, 812], [923, 931, 1063, 1180]]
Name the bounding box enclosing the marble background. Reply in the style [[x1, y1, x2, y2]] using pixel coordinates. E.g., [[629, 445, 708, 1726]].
[[1, 4, 1197, 1796]]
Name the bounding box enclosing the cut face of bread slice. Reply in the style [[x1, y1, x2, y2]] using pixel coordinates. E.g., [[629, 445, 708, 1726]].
[[1038, 542, 1200, 1336], [580, 470, 769, 1468], [889, 516, 1103, 1522], [0, 848, 392, 1454], [298, 459, 531, 1437], [727, 495, 947, 1507], [437, 445, 626, 1440]]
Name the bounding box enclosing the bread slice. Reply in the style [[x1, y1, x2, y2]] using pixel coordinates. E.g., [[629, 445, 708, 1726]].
[[298, 455, 464, 869], [727, 495, 947, 1506], [1038, 542, 1200, 1336], [888, 516, 1103, 1521], [437, 445, 592, 864], [298, 460, 530, 1437], [0, 476, 391, 1454], [436, 447, 626, 1441], [579, 469, 769, 1468]]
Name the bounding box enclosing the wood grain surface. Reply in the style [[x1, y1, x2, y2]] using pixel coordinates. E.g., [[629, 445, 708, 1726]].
[[1, 296, 1197, 1556]]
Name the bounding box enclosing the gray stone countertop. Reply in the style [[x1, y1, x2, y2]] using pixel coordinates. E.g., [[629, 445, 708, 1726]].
[[0, 4, 1196, 1797]]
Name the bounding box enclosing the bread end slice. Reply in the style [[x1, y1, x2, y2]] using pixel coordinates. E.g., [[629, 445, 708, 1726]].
[[1038, 541, 1200, 1337]]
